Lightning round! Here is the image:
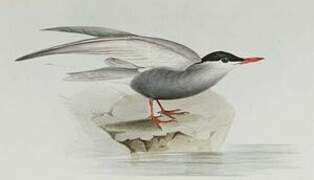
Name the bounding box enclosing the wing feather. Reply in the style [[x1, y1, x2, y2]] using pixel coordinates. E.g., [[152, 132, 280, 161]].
[[16, 27, 201, 70], [43, 26, 134, 37]]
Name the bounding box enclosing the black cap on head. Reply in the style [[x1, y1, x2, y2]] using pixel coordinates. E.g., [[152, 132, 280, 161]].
[[201, 51, 243, 63]]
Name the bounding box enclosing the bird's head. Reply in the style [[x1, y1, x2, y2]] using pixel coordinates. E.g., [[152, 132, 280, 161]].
[[201, 51, 264, 68]]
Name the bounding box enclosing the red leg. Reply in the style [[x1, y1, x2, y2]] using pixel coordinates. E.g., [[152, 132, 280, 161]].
[[148, 98, 162, 129], [156, 99, 187, 119], [148, 99, 176, 129]]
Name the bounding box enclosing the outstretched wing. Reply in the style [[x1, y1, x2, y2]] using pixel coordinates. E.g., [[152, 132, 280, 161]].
[[16, 26, 201, 70]]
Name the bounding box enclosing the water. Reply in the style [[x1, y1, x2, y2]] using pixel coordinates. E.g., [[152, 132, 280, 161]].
[[100, 144, 302, 176]]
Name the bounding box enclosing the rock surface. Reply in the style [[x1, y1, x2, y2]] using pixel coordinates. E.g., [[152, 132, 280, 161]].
[[84, 91, 234, 152], [66, 87, 235, 153]]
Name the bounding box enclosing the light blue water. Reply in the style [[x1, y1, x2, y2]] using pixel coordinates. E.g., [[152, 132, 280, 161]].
[[102, 144, 302, 176]]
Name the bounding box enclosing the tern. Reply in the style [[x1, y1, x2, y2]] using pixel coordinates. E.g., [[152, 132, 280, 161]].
[[15, 26, 264, 128]]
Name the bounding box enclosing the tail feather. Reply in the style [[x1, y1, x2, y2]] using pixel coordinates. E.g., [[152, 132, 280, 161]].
[[64, 67, 139, 81], [104, 57, 142, 69]]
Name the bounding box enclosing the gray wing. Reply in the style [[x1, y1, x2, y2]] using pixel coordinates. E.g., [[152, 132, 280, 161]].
[[44, 26, 200, 62], [16, 26, 201, 70], [43, 26, 134, 37]]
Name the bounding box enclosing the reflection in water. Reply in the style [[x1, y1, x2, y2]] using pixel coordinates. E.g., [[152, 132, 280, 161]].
[[101, 144, 301, 176]]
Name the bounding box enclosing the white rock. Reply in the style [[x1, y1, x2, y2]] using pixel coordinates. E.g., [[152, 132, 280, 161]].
[[66, 87, 235, 153]]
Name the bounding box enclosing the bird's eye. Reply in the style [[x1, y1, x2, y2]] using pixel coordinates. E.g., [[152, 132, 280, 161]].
[[221, 57, 229, 63]]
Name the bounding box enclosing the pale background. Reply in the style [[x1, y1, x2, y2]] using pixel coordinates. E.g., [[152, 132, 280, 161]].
[[0, 0, 313, 179]]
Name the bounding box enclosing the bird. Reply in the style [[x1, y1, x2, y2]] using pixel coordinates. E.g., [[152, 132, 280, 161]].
[[15, 26, 264, 129]]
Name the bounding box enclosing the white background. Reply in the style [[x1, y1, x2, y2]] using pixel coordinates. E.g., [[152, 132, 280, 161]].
[[1, 0, 313, 179]]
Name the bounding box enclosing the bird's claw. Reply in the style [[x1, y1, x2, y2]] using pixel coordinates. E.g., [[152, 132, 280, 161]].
[[158, 109, 189, 119], [148, 115, 177, 129]]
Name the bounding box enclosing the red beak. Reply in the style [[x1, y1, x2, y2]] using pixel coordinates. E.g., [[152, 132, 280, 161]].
[[240, 57, 264, 64]]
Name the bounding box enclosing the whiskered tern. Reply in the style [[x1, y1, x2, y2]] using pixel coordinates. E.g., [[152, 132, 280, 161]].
[[16, 26, 264, 129]]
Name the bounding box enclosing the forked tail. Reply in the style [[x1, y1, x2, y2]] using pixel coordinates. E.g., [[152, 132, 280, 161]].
[[64, 58, 142, 81]]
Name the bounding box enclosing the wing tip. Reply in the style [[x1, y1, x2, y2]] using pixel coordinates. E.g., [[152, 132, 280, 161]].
[[41, 27, 55, 31], [15, 51, 47, 62], [41, 26, 82, 32], [41, 26, 67, 32], [41, 26, 100, 32], [15, 54, 32, 62]]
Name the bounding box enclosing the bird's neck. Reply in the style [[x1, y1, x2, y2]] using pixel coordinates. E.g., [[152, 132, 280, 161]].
[[182, 62, 235, 92]]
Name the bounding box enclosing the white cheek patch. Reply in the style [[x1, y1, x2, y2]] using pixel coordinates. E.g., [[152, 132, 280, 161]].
[[206, 61, 239, 71]]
